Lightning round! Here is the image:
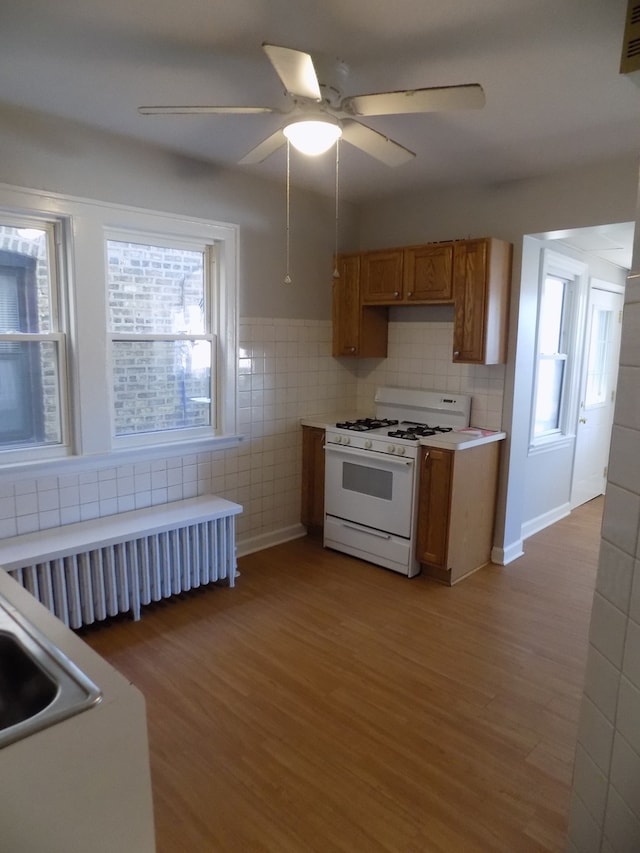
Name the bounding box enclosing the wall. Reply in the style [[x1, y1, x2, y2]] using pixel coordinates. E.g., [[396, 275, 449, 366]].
[[566, 168, 640, 853], [0, 104, 638, 561], [354, 156, 639, 560]]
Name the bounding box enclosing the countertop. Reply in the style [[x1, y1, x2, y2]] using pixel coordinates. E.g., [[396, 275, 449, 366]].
[[301, 415, 506, 450], [0, 571, 156, 853]]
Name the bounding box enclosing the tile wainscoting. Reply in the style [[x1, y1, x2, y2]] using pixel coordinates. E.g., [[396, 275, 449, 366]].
[[0, 316, 505, 551]]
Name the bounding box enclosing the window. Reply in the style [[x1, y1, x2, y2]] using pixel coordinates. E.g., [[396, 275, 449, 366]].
[[106, 236, 215, 442], [530, 250, 586, 447], [0, 184, 238, 469], [532, 274, 572, 437], [0, 220, 67, 455]]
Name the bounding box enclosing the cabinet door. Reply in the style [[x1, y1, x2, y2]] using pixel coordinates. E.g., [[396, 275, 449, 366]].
[[332, 254, 388, 357], [404, 243, 454, 302], [332, 254, 361, 356], [416, 447, 453, 569], [301, 427, 325, 530], [452, 239, 488, 363], [361, 249, 404, 303]]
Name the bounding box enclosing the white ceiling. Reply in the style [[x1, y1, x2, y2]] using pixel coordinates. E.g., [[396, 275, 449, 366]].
[[0, 0, 638, 264]]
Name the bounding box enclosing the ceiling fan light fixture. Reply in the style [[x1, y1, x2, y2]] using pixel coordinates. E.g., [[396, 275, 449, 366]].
[[283, 117, 342, 156]]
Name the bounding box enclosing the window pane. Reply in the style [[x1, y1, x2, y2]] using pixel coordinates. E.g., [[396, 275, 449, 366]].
[[0, 341, 62, 447], [0, 226, 52, 332], [539, 276, 566, 355], [585, 308, 612, 407], [113, 340, 211, 436], [107, 240, 205, 334], [533, 358, 565, 436]]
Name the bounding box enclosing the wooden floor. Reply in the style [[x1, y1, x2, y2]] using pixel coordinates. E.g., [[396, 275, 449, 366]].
[[83, 498, 604, 853]]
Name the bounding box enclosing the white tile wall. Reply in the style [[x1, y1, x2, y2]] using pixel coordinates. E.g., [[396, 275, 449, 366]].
[[567, 268, 640, 853], [0, 313, 505, 551]]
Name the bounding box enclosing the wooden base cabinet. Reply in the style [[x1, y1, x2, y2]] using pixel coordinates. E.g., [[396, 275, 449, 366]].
[[416, 442, 501, 585], [301, 426, 325, 532]]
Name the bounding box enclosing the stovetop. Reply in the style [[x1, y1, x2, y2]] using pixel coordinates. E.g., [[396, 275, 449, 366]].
[[334, 418, 454, 440], [387, 422, 454, 440], [335, 418, 399, 432]]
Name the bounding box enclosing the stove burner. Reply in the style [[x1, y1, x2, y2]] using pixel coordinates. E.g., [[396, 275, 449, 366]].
[[335, 418, 399, 431], [387, 421, 454, 440]]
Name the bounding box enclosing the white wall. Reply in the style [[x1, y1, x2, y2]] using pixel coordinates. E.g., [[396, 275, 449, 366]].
[[0, 103, 357, 321], [353, 155, 639, 560]]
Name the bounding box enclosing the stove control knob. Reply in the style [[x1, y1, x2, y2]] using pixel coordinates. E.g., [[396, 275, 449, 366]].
[[387, 444, 395, 454], [333, 435, 342, 444], [364, 439, 372, 449], [343, 436, 351, 445], [396, 445, 406, 456]]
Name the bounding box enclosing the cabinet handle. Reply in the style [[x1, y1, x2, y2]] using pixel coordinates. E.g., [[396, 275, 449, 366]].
[[394, 291, 400, 298], [453, 351, 460, 357], [349, 346, 356, 353], [423, 450, 430, 464], [407, 291, 413, 297]]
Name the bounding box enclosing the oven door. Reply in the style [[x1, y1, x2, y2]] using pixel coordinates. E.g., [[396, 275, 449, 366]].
[[324, 444, 415, 538]]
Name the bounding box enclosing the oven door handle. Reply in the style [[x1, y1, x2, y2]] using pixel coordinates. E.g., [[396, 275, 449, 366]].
[[323, 444, 414, 467]]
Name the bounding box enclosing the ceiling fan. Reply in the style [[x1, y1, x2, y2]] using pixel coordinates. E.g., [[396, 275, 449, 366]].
[[138, 43, 485, 166]]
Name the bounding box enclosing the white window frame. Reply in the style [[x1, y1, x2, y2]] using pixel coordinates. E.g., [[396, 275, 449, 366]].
[[0, 183, 239, 474], [0, 213, 71, 465], [105, 229, 220, 449], [529, 249, 587, 452]]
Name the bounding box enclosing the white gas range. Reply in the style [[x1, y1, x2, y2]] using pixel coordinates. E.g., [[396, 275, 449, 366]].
[[323, 387, 472, 577]]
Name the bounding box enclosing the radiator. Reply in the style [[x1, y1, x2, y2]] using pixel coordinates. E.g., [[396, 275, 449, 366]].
[[2, 497, 241, 629]]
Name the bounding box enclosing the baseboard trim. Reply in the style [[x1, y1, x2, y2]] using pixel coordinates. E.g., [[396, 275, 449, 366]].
[[236, 523, 308, 559], [491, 541, 524, 566], [521, 502, 571, 542]]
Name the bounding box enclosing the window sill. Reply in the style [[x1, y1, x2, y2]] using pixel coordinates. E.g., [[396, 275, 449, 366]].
[[528, 434, 575, 456], [0, 434, 245, 480]]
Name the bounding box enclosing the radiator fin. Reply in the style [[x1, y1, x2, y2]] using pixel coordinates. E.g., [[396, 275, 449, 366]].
[[7, 515, 237, 628]]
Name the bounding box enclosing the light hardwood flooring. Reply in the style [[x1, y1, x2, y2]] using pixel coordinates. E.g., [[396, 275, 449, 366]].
[[83, 497, 604, 853]]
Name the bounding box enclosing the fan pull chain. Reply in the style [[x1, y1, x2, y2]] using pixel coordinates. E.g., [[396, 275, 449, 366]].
[[284, 139, 292, 284], [333, 138, 340, 279]]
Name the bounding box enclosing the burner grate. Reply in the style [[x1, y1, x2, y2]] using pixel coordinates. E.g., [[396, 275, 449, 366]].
[[335, 418, 399, 431]]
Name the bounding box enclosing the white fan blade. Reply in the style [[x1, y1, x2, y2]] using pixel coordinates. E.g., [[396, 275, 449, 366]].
[[262, 43, 321, 101], [238, 129, 286, 165], [340, 120, 415, 167], [344, 84, 485, 117], [138, 105, 276, 115]]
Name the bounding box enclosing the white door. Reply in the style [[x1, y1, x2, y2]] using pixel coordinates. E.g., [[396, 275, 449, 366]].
[[570, 286, 624, 509]]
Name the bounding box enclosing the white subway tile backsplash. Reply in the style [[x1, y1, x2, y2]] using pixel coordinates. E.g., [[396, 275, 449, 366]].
[[607, 427, 640, 495], [117, 494, 135, 513], [603, 786, 640, 853], [15, 493, 38, 517], [577, 695, 615, 774], [16, 513, 39, 535], [611, 733, 640, 825], [567, 791, 603, 853], [0, 517, 17, 537], [572, 743, 609, 826], [616, 678, 640, 758], [589, 593, 628, 668], [584, 646, 622, 723], [602, 485, 640, 557], [597, 541, 635, 613], [629, 562, 640, 624], [622, 618, 640, 692]]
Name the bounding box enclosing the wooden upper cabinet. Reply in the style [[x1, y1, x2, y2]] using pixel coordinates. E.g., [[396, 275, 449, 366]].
[[403, 243, 454, 302], [332, 254, 388, 358], [361, 249, 404, 303], [452, 238, 512, 364]]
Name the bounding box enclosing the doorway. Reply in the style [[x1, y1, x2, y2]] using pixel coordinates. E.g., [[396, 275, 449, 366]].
[[570, 282, 624, 509]]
